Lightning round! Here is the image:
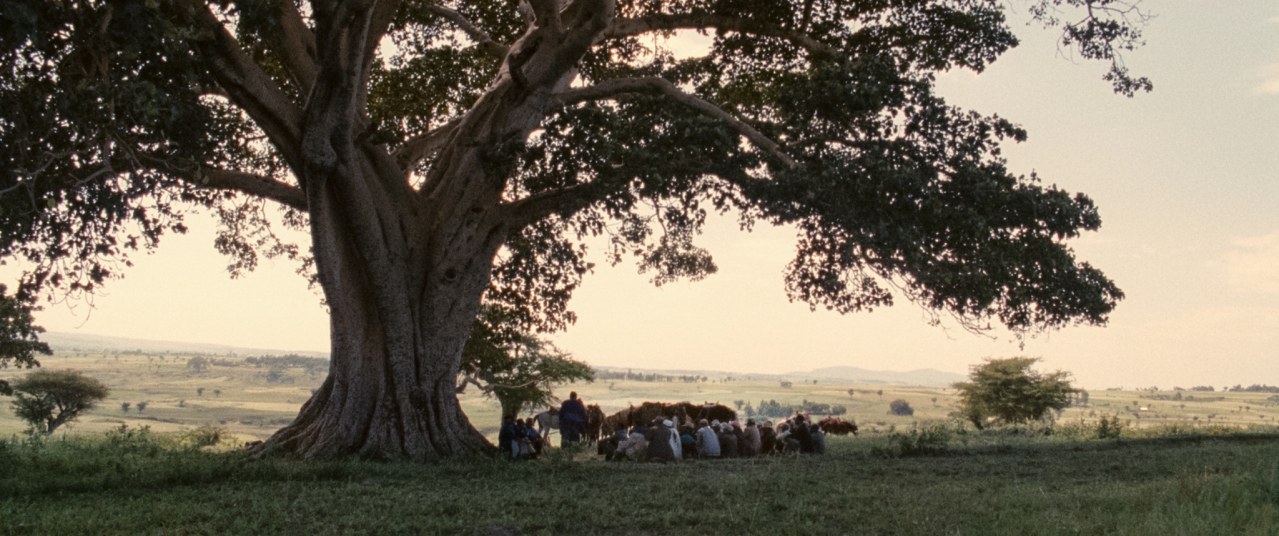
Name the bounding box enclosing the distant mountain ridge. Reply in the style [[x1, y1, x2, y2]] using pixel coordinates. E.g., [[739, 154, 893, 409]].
[[594, 364, 965, 387], [791, 366, 965, 387], [42, 331, 327, 358], [44, 331, 962, 387]]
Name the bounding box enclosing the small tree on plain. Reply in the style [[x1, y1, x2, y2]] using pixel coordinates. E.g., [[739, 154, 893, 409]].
[[456, 307, 594, 418], [889, 399, 915, 416], [187, 356, 211, 374], [121, 401, 131, 413], [136, 401, 148, 413], [953, 357, 1075, 429], [9, 370, 109, 434]]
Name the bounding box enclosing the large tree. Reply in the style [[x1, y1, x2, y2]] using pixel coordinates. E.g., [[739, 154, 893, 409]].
[[953, 356, 1076, 428], [0, 0, 1142, 459]]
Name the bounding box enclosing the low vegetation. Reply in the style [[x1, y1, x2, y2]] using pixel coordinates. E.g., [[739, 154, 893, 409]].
[[3, 424, 1278, 534], [6, 347, 1279, 532]]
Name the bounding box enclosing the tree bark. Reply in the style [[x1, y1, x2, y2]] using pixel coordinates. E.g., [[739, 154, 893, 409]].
[[247, 0, 616, 460]]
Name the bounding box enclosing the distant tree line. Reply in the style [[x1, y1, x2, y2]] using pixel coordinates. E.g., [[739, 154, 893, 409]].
[[746, 399, 848, 419], [245, 355, 329, 376], [187, 354, 329, 377], [594, 369, 707, 383], [1224, 384, 1279, 393]]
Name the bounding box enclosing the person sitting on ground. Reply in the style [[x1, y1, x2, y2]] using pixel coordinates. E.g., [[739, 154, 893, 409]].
[[759, 421, 777, 455], [499, 415, 517, 459], [645, 418, 670, 462], [776, 422, 801, 454], [731, 421, 746, 454], [600, 424, 627, 460], [743, 419, 762, 458], [617, 422, 649, 461], [523, 418, 543, 455], [718, 423, 739, 458], [511, 418, 536, 459], [810, 422, 827, 454], [669, 419, 683, 461], [696, 419, 721, 459], [791, 414, 814, 453], [680, 426, 697, 459]]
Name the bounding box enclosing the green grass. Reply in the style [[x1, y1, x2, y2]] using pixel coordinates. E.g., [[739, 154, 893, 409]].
[[5, 349, 1279, 534], [4, 426, 1279, 535]]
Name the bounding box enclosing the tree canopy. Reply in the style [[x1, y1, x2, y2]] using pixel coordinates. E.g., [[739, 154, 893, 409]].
[[10, 369, 110, 434], [0, 285, 51, 396], [459, 306, 594, 418], [953, 356, 1076, 428], [0, 0, 1144, 458]]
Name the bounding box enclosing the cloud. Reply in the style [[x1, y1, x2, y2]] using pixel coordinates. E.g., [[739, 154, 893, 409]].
[[1224, 231, 1279, 293], [1256, 64, 1279, 95]]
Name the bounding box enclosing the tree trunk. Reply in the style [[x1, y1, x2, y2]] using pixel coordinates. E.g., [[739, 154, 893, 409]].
[[251, 1, 613, 460]]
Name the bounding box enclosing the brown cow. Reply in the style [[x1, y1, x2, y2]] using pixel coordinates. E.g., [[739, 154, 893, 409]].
[[818, 416, 859, 436], [608, 401, 737, 430], [585, 404, 605, 443]]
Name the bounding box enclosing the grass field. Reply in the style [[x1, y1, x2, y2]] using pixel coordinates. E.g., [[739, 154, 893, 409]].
[[5, 348, 1279, 534], [3, 424, 1279, 534], [3, 349, 1279, 443]]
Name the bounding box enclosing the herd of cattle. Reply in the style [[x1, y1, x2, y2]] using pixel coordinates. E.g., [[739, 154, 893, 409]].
[[537, 400, 859, 450]]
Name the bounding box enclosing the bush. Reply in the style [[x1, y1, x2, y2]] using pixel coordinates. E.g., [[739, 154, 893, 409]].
[[874, 423, 952, 457], [889, 399, 915, 416], [178, 425, 226, 449], [1096, 415, 1124, 439]]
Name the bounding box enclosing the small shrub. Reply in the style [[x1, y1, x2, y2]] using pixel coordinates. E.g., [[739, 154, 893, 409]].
[[1096, 415, 1124, 439], [874, 423, 952, 457], [889, 399, 915, 416], [178, 425, 225, 449]]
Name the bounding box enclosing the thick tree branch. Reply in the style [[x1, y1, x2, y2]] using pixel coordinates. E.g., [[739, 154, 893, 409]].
[[271, 0, 319, 94], [201, 169, 308, 210], [393, 118, 462, 171], [526, 0, 565, 35], [359, 0, 402, 110], [604, 14, 840, 58], [182, 0, 306, 172], [425, 5, 510, 58], [501, 172, 634, 229], [132, 152, 307, 209], [554, 77, 797, 168]]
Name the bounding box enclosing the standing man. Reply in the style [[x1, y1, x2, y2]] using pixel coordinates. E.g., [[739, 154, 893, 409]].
[[559, 391, 588, 447]]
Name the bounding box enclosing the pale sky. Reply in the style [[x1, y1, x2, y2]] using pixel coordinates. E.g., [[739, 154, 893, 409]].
[[9, 1, 1278, 389]]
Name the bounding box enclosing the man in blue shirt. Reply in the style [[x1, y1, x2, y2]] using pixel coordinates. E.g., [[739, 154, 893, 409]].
[[559, 391, 588, 447]]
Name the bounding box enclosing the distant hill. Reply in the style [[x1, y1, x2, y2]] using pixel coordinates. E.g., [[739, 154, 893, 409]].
[[42, 332, 962, 386], [788, 366, 965, 387], [594, 364, 965, 388], [41, 331, 327, 359]]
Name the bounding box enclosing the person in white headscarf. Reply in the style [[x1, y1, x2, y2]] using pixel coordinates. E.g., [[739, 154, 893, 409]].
[[696, 419, 721, 458]]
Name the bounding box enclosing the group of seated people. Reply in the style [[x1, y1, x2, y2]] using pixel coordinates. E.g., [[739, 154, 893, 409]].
[[599, 413, 826, 462], [497, 415, 545, 460]]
